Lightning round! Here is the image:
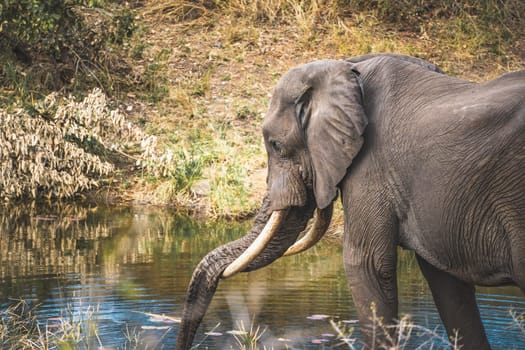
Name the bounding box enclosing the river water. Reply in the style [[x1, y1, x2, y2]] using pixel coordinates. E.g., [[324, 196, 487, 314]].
[[0, 203, 523, 349]]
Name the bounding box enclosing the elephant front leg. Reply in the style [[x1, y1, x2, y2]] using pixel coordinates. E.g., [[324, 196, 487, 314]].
[[416, 255, 491, 350], [343, 206, 399, 349], [344, 250, 399, 349]]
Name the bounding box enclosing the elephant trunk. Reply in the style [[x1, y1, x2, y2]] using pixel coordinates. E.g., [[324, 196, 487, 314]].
[[175, 194, 320, 350]]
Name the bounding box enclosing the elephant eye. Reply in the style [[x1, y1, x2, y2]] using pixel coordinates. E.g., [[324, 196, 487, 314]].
[[270, 140, 284, 155]]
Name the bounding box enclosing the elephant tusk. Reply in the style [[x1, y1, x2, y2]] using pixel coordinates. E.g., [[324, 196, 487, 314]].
[[222, 210, 285, 279], [283, 204, 333, 256]]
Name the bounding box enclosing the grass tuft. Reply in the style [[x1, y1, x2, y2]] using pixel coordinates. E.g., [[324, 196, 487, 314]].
[[0, 299, 173, 349], [232, 319, 269, 350]]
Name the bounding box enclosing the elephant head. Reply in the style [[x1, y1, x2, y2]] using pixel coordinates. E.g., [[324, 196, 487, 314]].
[[175, 59, 365, 350]]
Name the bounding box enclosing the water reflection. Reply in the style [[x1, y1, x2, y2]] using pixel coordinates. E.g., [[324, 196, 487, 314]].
[[0, 203, 523, 349]]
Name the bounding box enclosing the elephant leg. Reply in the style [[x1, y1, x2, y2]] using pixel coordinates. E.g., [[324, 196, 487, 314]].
[[416, 254, 491, 350], [342, 197, 399, 349], [343, 231, 398, 349], [511, 236, 525, 292], [344, 257, 398, 349]]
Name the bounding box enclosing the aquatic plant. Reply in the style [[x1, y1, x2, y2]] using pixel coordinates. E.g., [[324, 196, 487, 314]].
[[0, 299, 171, 349], [231, 320, 269, 350], [510, 310, 525, 334], [329, 311, 461, 350]]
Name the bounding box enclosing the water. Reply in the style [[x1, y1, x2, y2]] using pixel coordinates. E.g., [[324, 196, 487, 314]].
[[0, 203, 523, 349]]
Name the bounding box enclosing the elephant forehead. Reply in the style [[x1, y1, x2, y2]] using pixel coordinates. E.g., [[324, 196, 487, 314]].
[[272, 77, 306, 103], [262, 105, 296, 134], [276, 59, 343, 93]]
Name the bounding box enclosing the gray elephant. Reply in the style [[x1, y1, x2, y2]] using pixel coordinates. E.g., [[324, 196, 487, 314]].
[[175, 53, 525, 350]]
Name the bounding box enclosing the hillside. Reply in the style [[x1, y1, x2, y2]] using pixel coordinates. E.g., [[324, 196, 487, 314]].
[[1, 0, 524, 218]]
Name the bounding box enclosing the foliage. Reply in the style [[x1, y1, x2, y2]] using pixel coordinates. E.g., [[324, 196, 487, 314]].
[[343, 0, 524, 29], [138, 135, 213, 193], [215, 0, 524, 61], [1, 0, 78, 52], [0, 0, 137, 102], [0, 89, 144, 199]]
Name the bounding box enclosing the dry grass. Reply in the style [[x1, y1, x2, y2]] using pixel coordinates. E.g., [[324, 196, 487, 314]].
[[124, 0, 523, 217], [0, 299, 173, 349], [1, 0, 523, 216]]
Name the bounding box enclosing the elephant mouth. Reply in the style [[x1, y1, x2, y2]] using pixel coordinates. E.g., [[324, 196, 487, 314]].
[[221, 203, 334, 279]]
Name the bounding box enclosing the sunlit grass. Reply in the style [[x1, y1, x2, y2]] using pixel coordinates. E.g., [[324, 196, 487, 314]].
[[511, 310, 525, 334], [0, 299, 104, 349], [232, 320, 269, 350], [0, 299, 175, 350], [329, 313, 460, 350]]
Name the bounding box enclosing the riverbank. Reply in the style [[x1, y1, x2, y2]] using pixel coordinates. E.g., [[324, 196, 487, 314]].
[[1, 0, 524, 219], [122, 0, 525, 219]]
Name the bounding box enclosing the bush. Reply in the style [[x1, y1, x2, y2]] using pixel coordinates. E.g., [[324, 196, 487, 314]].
[[0, 87, 220, 201], [0, 0, 137, 102], [0, 89, 145, 199]]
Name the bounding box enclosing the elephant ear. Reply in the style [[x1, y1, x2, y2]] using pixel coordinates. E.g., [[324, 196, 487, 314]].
[[304, 62, 367, 209]]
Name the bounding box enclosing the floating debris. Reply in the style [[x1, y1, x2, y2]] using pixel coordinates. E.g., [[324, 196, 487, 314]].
[[306, 314, 330, 320], [204, 332, 223, 337], [226, 330, 248, 335], [342, 319, 359, 324], [321, 333, 335, 337], [141, 325, 171, 330], [277, 338, 292, 342], [311, 338, 329, 344], [133, 311, 181, 323]]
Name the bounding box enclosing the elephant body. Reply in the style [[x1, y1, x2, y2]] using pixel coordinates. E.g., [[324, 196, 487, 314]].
[[341, 58, 524, 348], [176, 54, 525, 350], [347, 60, 524, 287]]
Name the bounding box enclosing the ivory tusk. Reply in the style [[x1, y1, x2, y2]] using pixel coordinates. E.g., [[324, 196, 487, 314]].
[[283, 204, 333, 256], [222, 210, 285, 279]]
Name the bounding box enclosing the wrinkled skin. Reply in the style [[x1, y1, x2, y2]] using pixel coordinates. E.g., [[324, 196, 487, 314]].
[[176, 53, 525, 350]]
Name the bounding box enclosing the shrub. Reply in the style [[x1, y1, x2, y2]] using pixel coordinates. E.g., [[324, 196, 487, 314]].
[[0, 89, 144, 199], [0, 0, 137, 102]]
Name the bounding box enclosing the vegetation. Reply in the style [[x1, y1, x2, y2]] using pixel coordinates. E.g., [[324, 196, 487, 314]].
[[0, 299, 171, 349], [0, 0, 523, 217], [1, 299, 523, 349]]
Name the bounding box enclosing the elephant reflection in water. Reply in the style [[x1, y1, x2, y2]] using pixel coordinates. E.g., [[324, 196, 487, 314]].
[[176, 53, 525, 350]]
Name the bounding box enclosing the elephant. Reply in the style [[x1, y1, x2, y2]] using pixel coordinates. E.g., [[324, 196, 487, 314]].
[[175, 53, 525, 350]]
